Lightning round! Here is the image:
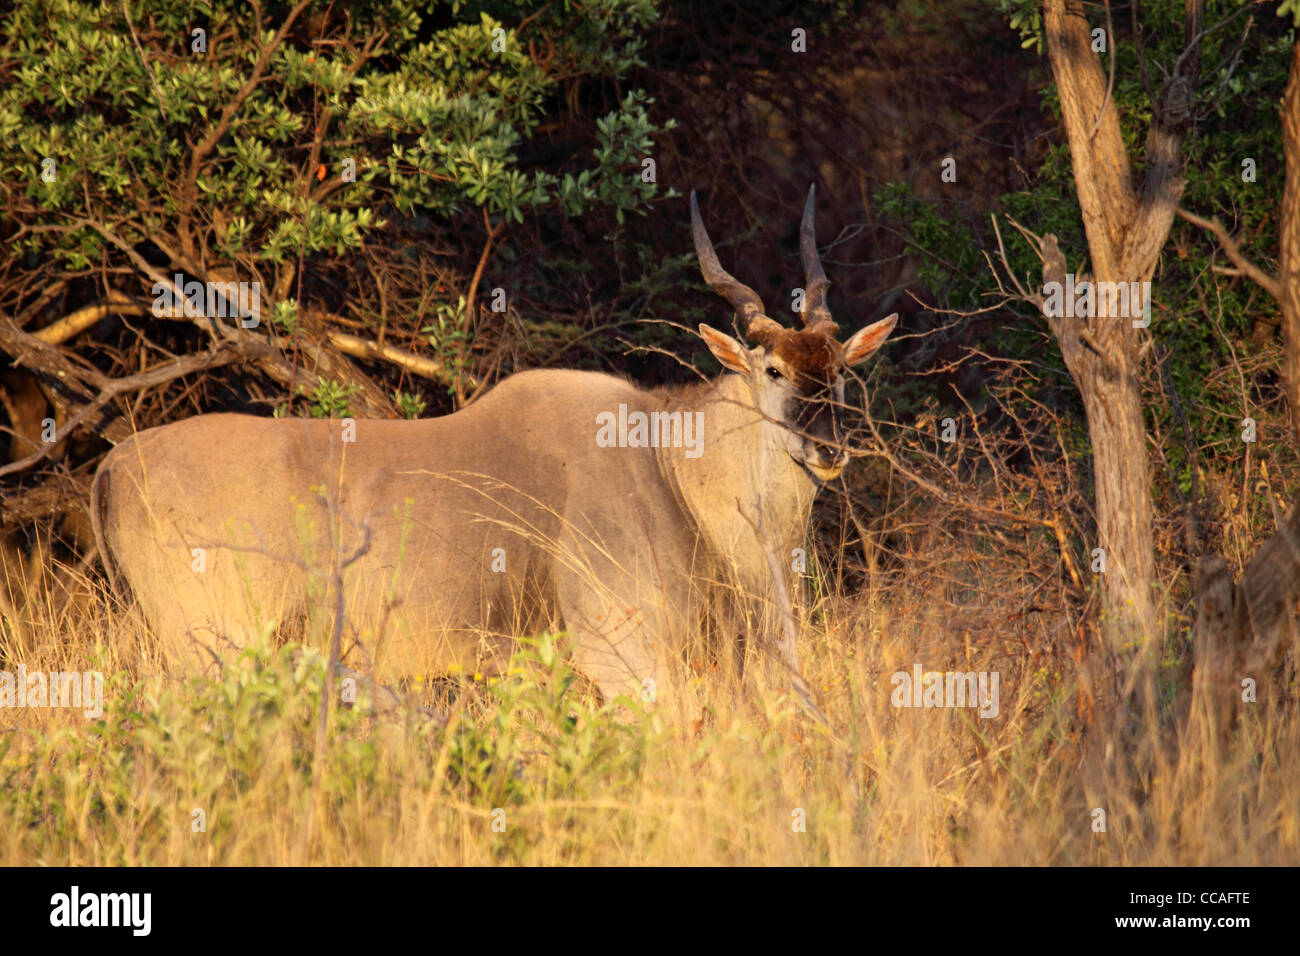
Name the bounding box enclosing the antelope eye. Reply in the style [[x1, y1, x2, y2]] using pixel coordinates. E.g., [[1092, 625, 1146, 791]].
[[765, 366, 785, 381]]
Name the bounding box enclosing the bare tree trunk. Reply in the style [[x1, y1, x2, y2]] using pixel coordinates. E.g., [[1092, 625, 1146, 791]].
[[1279, 40, 1300, 435], [1078, 358, 1159, 648], [1040, 0, 1204, 650], [1179, 39, 1300, 739], [1037, 239, 1158, 653]]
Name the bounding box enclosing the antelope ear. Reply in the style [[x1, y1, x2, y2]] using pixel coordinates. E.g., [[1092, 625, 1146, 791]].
[[699, 323, 752, 374], [842, 313, 898, 366]]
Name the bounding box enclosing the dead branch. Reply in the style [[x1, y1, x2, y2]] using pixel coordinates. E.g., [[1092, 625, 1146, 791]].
[[1177, 207, 1283, 301], [29, 291, 149, 346], [325, 328, 474, 388], [0, 341, 250, 477]]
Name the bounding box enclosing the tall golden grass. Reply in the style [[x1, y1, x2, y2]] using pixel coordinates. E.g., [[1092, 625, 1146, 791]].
[[1, 538, 1295, 867]]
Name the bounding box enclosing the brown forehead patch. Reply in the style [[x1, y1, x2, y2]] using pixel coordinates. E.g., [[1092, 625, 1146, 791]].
[[768, 329, 842, 386]]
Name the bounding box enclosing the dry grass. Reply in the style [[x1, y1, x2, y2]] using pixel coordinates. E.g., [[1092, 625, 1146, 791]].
[[1, 537, 1296, 867]]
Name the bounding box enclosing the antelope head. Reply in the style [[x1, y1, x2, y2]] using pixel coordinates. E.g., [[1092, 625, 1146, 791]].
[[692, 186, 897, 483]]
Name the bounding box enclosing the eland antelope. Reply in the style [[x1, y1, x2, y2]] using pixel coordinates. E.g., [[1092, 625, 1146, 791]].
[[91, 186, 896, 710]]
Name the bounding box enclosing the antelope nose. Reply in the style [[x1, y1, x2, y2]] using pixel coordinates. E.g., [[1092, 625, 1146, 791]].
[[806, 446, 848, 482], [812, 445, 848, 469]]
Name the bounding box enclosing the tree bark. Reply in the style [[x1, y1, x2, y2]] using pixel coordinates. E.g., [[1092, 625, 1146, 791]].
[[1041, 0, 1203, 649], [1038, 238, 1157, 651], [1278, 40, 1300, 436], [1176, 39, 1300, 739]]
